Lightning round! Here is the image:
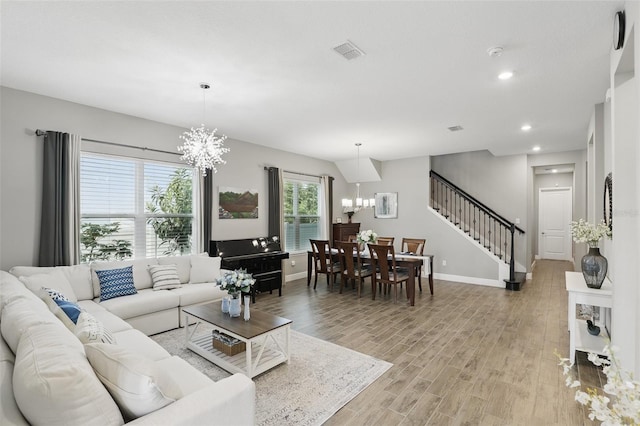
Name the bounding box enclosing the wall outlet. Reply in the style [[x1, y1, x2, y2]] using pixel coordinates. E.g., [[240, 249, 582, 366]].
[[515, 218, 520, 224], [291, 260, 296, 267], [442, 260, 447, 266]]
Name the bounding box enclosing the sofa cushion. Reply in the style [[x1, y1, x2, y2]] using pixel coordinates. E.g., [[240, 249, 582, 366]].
[[189, 255, 222, 283], [10, 264, 94, 301], [13, 322, 123, 426], [18, 268, 78, 302], [172, 284, 227, 307], [155, 356, 215, 396], [85, 343, 182, 421], [99, 288, 179, 320], [92, 259, 158, 296], [1, 296, 59, 353], [0, 358, 29, 426], [148, 264, 182, 291], [96, 265, 138, 301], [158, 255, 191, 284], [74, 311, 116, 344], [111, 328, 171, 362], [77, 300, 133, 333]]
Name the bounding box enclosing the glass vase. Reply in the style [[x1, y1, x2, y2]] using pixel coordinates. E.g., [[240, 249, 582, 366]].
[[229, 295, 241, 317], [221, 296, 230, 313], [581, 247, 608, 289], [243, 295, 251, 321]]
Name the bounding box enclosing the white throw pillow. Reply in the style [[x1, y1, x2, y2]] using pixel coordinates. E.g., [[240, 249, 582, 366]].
[[189, 255, 222, 284], [13, 323, 123, 426], [18, 269, 78, 302], [75, 311, 116, 344], [148, 264, 182, 290], [85, 343, 182, 421]]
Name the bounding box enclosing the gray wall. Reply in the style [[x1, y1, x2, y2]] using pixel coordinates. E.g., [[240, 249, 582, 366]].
[[0, 87, 348, 273], [431, 150, 528, 271], [353, 156, 498, 280]]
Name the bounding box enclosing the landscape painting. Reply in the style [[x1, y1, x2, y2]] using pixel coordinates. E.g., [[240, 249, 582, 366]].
[[219, 187, 259, 219]]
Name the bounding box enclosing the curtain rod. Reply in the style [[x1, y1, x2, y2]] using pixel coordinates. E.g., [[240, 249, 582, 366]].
[[263, 166, 330, 179], [35, 129, 180, 156]]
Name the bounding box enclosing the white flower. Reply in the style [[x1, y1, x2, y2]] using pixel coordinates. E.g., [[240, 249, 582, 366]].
[[570, 218, 612, 247], [357, 229, 378, 244]]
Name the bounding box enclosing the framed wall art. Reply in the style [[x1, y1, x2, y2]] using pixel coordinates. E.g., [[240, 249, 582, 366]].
[[219, 187, 258, 219], [374, 192, 398, 219]]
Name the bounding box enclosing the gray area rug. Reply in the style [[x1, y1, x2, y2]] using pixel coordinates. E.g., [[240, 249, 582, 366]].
[[151, 326, 392, 426]]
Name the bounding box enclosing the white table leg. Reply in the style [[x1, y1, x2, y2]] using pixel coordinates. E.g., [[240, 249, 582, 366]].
[[568, 293, 576, 364]]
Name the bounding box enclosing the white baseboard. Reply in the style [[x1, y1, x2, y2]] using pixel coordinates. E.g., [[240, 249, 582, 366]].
[[526, 272, 532, 280], [433, 273, 504, 288], [285, 271, 308, 283]]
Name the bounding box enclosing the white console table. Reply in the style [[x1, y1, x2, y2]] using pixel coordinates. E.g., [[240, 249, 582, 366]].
[[565, 271, 612, 364]]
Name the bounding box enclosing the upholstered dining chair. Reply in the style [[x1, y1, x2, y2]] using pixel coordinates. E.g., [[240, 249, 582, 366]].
[[309, 239, 342, 291], [376, 237, 395, 246], [367, 243, 409, 303], [336, 241, 372, 298], [401, 237, 426, 291]]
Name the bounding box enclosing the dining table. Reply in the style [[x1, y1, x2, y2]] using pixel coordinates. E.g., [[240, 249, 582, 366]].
[[306, 249, 428, 306]]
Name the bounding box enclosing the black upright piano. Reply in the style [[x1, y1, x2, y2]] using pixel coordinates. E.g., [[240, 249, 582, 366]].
[[209, 236, 289, 302]]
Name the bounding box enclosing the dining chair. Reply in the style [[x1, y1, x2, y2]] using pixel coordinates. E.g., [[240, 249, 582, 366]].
[[376, 237, 395, 245], [367, 243, 409, 303], [309, 239, 342, 291], [336, 241, 372, 298], [401, 238, 426, 291]]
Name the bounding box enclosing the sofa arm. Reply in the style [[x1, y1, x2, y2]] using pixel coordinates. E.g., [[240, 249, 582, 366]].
[[127, 374, 255, 426]]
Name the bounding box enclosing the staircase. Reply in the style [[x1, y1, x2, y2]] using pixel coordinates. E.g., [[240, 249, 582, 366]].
[[430, 170, 526, 290]]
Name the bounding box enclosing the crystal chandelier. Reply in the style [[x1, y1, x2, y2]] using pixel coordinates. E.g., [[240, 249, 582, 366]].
[[178, 83, 229, 176], [341, 143, 374, 221]]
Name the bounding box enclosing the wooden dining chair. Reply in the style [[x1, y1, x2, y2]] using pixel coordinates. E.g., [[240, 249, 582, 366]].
[[310, 239, 342, 291], [401, 238, 426, 291], [336, 241, 372, 298], [367, 243, 409, 303], [376, 237, 395, 246]]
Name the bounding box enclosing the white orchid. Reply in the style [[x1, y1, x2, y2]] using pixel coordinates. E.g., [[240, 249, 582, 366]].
[[557, 345, 640, 424]]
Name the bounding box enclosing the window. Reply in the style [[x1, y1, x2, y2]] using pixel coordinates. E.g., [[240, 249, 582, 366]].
[[80, 152, 195, 262], [283, 174, 321, 252]]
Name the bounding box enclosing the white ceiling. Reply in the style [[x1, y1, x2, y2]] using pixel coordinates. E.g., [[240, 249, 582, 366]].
[[0, 1, 621, 162]]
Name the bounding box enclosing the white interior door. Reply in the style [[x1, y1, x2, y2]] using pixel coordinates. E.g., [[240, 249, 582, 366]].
[[538, 187, 572, 260]]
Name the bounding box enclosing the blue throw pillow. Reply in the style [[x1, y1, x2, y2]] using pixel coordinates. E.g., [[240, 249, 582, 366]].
[[96, 265, 137, 301], [53, 299, 83, 324]]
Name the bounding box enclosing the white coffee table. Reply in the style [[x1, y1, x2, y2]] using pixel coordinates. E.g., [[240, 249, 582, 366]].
[[183, 302, 292, 378]]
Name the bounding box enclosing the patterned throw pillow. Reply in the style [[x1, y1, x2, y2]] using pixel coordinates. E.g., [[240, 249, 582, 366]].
[[148, 264, 182, 291], [53, 299, 83, 324], [96, 265, 137, 301], [75, 312, 116, 344], [43, 287, 69, 302]]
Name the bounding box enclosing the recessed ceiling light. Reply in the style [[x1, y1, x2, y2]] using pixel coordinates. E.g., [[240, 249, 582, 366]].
[[521, 124, 532, 131], [498, 71, 513, 80], [551, 169, 558, 173], [532, 146, 541, 152]]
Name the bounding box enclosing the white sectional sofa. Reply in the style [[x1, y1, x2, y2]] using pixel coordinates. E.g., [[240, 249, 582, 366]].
[[0, 255, 255, 425]]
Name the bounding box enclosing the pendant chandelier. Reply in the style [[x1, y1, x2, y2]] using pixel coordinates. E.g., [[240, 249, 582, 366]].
[[341, 143, 375, 218], [178, 83, 229, 176]]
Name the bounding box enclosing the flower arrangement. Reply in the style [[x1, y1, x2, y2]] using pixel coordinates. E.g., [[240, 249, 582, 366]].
[[357, 229, 378, 244], [570, 219, 612, 248], [215, 268, 255, 297], [557, 345, 640, 424]]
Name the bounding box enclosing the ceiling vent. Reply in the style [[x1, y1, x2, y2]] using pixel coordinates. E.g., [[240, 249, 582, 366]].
[[447, 125, 464, 132], [333, 40, 365, 60]]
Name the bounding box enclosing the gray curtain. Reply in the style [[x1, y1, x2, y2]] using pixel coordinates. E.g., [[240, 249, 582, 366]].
[[267, 167, 283, 238], [202, 172, 214, 252], [39, 131, 81, 266], [320, 175, 333, 241]]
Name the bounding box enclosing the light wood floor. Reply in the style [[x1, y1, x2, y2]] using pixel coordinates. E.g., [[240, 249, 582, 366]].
[[256, 260, 603, 425]]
